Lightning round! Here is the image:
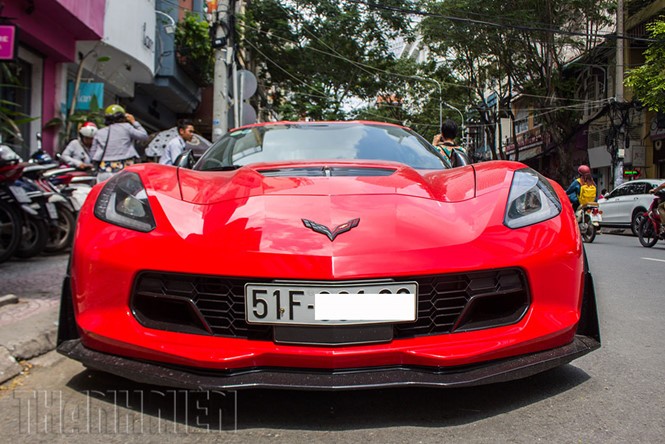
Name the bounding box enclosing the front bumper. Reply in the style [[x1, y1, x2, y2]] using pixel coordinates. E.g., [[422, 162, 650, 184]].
[[57, 334, 599, 391]]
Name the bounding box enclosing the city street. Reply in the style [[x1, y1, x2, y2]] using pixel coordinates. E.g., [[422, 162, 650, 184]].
[[0, 233, 663, 441]]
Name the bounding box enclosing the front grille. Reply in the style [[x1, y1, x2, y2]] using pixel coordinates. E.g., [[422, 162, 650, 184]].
[[131, 269, 529, 341]]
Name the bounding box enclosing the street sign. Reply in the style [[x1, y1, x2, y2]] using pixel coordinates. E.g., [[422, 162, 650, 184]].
[[0, 25, 17, 61]]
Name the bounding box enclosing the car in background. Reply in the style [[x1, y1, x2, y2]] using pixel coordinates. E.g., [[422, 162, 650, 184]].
[[598, 179, 665, 235], [57, 121, 599, 391]]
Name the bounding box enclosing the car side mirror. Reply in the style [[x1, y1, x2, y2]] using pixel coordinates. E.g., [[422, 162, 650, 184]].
[[173, 149, 195, 169]]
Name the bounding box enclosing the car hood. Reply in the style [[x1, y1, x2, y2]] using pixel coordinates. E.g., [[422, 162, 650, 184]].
[[176, 161, 479, 204], [104, 161, 551, 277]]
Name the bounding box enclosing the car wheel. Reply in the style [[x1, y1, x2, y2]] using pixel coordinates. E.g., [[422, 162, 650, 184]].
[[631, 209, 647, 236]]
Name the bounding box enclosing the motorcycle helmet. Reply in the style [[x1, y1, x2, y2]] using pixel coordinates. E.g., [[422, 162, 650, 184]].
[[0, 144, 22, 166], [104, 104, 127, 124], [79, 121, 98, 138], [29, 149, 54, 164], [577, 165, 591, 176], [105, 104, 125, 117]]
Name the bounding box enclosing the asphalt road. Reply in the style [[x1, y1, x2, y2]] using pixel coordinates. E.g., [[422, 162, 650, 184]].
[[0, 234, 664, 442]]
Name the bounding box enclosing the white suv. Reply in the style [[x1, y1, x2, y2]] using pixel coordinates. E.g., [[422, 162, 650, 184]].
[[598, 179, 664, 235]]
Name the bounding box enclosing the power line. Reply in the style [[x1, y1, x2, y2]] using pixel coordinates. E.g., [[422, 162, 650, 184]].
[[347, 0, 659, 44], [244, 39, 330, 99]]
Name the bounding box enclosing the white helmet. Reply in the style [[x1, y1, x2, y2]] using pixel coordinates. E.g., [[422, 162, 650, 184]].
[[79, 122, 98, 138]]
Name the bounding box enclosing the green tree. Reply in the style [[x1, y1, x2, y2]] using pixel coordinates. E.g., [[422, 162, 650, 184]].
[[240, 0, 424, 121], [176, 12, 214, 85], [419, 0, 613, 173], [625, 19, 665, 112]]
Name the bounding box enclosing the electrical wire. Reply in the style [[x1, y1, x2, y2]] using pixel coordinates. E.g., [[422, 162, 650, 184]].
[[244, 39, 330, 99], [346, 0, 659, 43]]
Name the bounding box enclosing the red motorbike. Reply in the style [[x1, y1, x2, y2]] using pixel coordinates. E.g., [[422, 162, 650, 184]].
[[637, 192, 665, 247]]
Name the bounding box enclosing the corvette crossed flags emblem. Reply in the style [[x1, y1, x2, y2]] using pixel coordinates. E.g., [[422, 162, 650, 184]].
[[302, 218, 360, 241]]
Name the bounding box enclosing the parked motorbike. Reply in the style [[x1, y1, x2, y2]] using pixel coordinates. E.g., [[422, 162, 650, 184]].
[[577, 202, 602, 243], [24, 150, 95, 253], [637, 192, 665, 248], [0, 147, 25, 263], [0, 145, 55, 260]]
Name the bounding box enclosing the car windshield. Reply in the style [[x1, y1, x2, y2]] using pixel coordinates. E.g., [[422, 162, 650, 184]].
[[193, 123, 450, 171]]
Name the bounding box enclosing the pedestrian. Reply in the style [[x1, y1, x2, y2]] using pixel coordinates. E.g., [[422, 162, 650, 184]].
[[90, 104, 148, 181], [565, 165, 597, 210], [60, 121, 96, 170], [599, 188, 608, 200], [432, 119, 469, 167], [159, 119, 195, 166]]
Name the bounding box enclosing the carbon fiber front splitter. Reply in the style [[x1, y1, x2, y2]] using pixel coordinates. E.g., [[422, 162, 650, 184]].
[[57, 335, 599, 391]]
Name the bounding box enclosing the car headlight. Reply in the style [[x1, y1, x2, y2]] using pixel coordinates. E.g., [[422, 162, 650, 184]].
[[504, 168, 561, 229], [94, 172, 156, 232]]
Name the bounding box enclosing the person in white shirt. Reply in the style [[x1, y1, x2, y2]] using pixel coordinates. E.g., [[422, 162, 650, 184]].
[[90, 105, 148, 181], [159, 120, 196, 165], [61, 122, 97, 169]]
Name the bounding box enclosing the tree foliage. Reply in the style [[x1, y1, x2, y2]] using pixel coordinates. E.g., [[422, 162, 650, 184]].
[[240, 0, 429, 122], [419, 0, 613, 169], [625, 19, 665, 112]]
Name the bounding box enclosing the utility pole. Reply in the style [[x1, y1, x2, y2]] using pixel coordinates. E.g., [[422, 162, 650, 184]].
[[614, 0, 625, 188], [211, 0, 232, 142]]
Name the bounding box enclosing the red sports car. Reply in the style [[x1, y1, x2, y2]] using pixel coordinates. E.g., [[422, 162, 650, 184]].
[[57, 121, 600, 390]]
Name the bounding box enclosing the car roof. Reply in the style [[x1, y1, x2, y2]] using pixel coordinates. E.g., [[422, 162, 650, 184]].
[[617, 179, 664, 185], [230, 120, 408, 132]]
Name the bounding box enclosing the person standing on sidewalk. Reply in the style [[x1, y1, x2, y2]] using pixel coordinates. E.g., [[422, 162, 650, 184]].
[[159, 120, 196, 165], [90, 105, 148, 181], [432, 119, 470, 167]]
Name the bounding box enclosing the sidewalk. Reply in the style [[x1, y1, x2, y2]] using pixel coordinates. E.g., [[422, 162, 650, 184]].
[[0, 294, 60, 384]]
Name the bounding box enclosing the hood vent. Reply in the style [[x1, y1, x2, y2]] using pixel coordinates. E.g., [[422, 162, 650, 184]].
[[258, 166, 396, 178]]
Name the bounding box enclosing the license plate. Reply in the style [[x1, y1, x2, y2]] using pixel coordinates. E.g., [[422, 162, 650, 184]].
[[245, 281, 418, 325], [45, 202, 58, 219], [8, 185, 31, 203]]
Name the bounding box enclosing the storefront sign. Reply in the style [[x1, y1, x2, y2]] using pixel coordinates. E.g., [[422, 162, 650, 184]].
[[0, 25, 17, 61], [66, 81, 104, 111], [631, 145, 646, 167]]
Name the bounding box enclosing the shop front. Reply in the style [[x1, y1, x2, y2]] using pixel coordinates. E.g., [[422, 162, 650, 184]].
[[0, 0, 104, 157]]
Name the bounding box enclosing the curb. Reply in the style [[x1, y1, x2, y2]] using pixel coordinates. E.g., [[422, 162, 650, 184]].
[[0, 298, 59, 385], [0, 294, 19, 309]]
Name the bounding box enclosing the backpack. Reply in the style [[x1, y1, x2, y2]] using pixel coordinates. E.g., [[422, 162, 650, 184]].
[[578, 178, 597, 206]]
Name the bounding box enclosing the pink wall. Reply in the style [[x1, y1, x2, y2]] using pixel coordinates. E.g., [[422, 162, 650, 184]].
[[5, 0, 105, 152]]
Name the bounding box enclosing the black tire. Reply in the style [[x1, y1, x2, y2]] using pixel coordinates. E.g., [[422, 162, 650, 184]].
[[580, 214, 596, 243], [14, 216, 49, 259], [44, 204, 76, 253], [0, 200, 22, 263], [637, 217, 659, 248], [631, 209, 647, 236]]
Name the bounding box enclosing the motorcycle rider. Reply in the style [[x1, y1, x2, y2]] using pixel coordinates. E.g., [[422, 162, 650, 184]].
[[60, 122, 96, 170], [90, 105, 148, 181], [649, 181, 665, 232], [565, 165, 597, 211]]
